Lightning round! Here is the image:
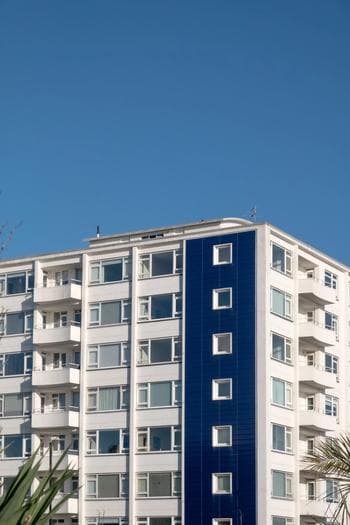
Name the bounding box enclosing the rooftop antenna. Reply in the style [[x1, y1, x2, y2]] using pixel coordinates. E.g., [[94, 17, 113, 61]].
[[96, 225, 100, 238], [249, 206, 257, 222]]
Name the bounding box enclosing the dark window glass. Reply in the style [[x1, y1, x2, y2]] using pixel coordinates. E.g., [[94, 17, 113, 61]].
[[103, 261, 123, 282], [4, 435, 22, 458], [151, 339, 172, 363], [27, 273, 34, 290], [151, 295, 172, 319], [150, 427, 171, 451], [5, 353, 24, 375], [72, 392, 80, 408], [2, 477, 14, 495], [6, 313, 24, 335], [98, 474, 119, 498], [101, 302, 121, 325], [149, 473, 171, 497], [272, 424, 285, 451], [6, 273, 26, 295], [152, 253, 173, 276], [4, 394, 23, 416], [150, 519, 172, 525], [99, 430, 119, 454]]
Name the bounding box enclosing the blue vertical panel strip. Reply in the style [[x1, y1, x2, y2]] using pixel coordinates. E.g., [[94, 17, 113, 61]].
[[184, 231, 256, 524]]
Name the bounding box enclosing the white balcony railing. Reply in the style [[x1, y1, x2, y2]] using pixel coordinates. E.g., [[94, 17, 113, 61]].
[[299, 409, 338, 432], [299, 321, 337, 347], [33, 322, 81, 345], [299, 277, 337, 305], [32, 364, 80, 387], [299, 365, 338, 389], [34, 280, 82, 304], [32, 407, 79, 429]]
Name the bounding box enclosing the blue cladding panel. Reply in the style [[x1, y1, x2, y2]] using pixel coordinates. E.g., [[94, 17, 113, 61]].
[[184, 231, 256, 524]]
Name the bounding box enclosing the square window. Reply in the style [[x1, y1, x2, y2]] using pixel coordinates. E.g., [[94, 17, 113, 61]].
[[213, 333, 232, 355], [212, 473, 232, 494], [213, 520, 233, 525], [212, 379, 232, 400], [212, 426, 232, 447], [213, 288, 232, 310], [213, 244, 232, 265]]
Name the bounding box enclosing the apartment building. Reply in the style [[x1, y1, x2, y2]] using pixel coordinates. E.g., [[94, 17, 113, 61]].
[[0, 217, 348, 525]]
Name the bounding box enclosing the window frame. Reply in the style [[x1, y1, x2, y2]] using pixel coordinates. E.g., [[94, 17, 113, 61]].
[[212, 333, 232, 355], [88, 300, 131, 327], [85, 473, 128, 499], [271, 470, 293, 499], [138, 293, 182, 321], [212, 426, 232, 447], [135, 471, 181, 498], [271, 377, 293, 409], [0, 392, 31, 418], [212, 379, 232, 401], [271, 332, 292, 364], [87, 386, 129, 412], [136, 425, 181, 453], [89, 257, 131, 284], [87, 342, 130, 369], [213, 243, 233, 266], [271, 423, 293, 454], [324, 270, 337, 290], [137, 381, 182, 409], [0, 352, 32, 377], [270, 287, 292, 320], [0, 270, 34, 297], [86, 429, 129, 455], [137, 337, 181, 365], [212, 288, 232, 310], [0, 311, 33, 336], [138, 250, 182, 279], [271, 243, 292, 276], [212, 472, 232, 495], [0, 434, 31, 458]]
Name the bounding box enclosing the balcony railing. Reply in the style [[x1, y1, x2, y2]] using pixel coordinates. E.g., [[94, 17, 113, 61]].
[[299, 320, 337, 347], [33, 322, 81, 345], [32, 364, 80, 386], [299, 364, 338, 389], [38, 450, 79, 471], [299, 277, 337, 305], [32, 407, 79, 429], [299, 408, 338, 432], [34, 280, 82, 304]]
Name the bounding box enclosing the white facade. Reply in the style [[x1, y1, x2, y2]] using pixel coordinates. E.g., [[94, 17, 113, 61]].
[[0, 218, 348, 525]]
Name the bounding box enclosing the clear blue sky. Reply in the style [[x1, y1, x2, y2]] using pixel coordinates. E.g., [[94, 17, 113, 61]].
[[1, 1, 349, 262]]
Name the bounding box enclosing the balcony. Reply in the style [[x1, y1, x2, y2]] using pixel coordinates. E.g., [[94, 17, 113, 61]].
[[34, 281, 82, 304], [32, 365, 80, 387], [299, 278, 337, 306], [299, 365, 338, 390], [38, 451, 79, 471], [52, 495, 78, 515], [33, 323, 81, 345], [32, 408, 79, 429], [299, 322, 336, 347], [300, 498, 337, 520], [299, 410, 338, 432]]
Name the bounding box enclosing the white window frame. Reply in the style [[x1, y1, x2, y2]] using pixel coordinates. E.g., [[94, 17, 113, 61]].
[[87, 519, 128, 525], [85, 473, 128, 499], [0, 270, 34, 297], [271, 243, 292, 276], [271, 378, 293, 409], [89, 257, 131, 284], [138, 293, 182, 321], [212, 288, 232, 310], [271, 423, 292, 453], [0, 434, 31, 458], [0, 311, 33, 336], [212, 473, 232, 494], [270, 288, 292, 320], [325, 395, 338, 417], [324, 270, 337, 289], [0, 352, 32, 377], [212, 333, 232, 355], [137, 337, 181, 365], [87, 386, 129, 412], [212, 426, 232, 447], [87, 342, 130, 369], [136, 425, 181, 452], [213, 244, 232, 265], [135, 471, 181, 498], [0, 392, 31, 418], [136, 381, 182, 409], [86, 429, 129, 455], [138, 250, 182, 279], [212, 379, 232, 401], [212, 520, 233, 525], [88, 300, 131, 326], [271, 332, 292, 364], [271, 470, 293, 499], [272, 518, 294, 525]]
